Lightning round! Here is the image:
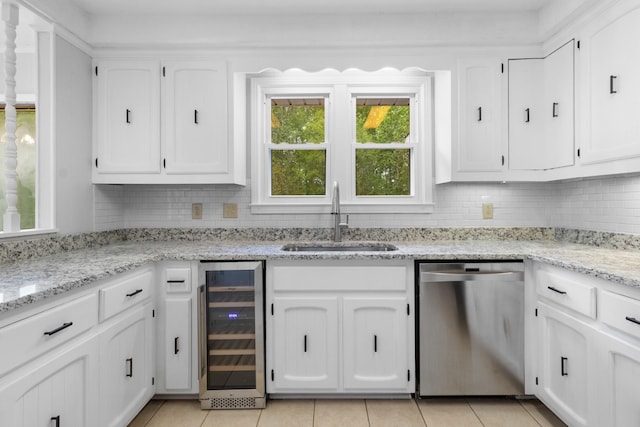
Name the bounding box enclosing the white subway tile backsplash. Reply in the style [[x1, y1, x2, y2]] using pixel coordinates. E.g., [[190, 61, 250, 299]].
[[92, 174, 640, 235]]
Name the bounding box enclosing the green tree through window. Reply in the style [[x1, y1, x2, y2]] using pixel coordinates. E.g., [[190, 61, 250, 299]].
[[0, 107, 36, 231]]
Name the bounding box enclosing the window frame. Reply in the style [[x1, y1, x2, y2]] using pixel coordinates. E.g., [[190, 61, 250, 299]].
[[250, 70, 434, 214]]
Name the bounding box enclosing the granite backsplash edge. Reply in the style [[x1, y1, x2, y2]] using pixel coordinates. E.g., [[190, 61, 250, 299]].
[[0, 227, 637, 264]]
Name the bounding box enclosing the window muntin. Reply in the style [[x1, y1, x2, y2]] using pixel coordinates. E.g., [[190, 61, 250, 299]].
[[251, 71, 433, 213]]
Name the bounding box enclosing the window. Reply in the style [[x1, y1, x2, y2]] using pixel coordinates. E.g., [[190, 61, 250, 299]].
[[250, 70, 433, 213], [0, 106, 36, 231]]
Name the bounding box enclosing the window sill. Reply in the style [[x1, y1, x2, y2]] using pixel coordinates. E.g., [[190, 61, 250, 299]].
[[250, 203, 434, 215], [0, 228, 58, 241]]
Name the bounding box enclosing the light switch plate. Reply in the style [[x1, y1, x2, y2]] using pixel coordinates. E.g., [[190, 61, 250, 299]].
[[223, 203, 238, 218], [192, 203, 203, 220]]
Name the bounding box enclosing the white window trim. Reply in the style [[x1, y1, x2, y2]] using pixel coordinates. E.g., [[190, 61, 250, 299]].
[[250, 70, 434, 214]]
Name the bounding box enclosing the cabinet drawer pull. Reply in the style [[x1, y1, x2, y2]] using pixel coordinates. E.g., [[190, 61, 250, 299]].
[[561, 356, 568, 376], [126, 358, 133, 377], [304, 334, 308, 353], [51, 415, 60, 427], [43, 322, 73, 336], [167, 280, 185, 284], [477, 106, 482, 122], [174, 336, 180, 354], [552, 102, 559, 117], [547, 286, 567, 295], [126, 289, 143, 297], [374, 334, 378, 353], [610, 75, 617, 94], [126, 108, 131, 124], [625, 316, 640, 326], [525, 108, 530, 123]]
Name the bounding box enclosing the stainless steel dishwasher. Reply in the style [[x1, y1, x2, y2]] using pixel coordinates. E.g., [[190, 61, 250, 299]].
[[417, 261, 525, 396]]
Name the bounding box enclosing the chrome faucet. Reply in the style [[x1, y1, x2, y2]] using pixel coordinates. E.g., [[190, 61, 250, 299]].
[[331, 181, 349, 242]]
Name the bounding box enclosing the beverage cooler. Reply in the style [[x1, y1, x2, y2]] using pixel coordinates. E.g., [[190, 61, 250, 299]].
[[198, 261, 266, 409]]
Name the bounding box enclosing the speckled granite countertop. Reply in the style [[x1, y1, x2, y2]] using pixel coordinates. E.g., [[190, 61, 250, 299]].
[[2, 238, 640, 315]]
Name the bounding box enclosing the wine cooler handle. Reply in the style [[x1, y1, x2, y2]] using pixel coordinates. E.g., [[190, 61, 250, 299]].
[[198, 285, 206, 380]]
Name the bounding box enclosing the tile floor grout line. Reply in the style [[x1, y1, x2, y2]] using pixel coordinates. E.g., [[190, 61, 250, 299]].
[[413, 397, 429, 427], [145, 399, 166, 427], [518, 400, 545, 427], [466, 398, 488, 427]]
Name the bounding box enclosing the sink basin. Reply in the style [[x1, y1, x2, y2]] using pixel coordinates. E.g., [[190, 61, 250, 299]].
[[281, 243, 398, 252]]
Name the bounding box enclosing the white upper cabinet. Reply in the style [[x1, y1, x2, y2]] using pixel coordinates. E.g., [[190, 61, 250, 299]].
[[578, 4, 640, 165], [508, 57, 545, 170], [456, 59, 505, 175], [93, 58, 244, 184], [162, 61, 229, 176], [509, 40, 575, 171], [93, 60, 161, 175]]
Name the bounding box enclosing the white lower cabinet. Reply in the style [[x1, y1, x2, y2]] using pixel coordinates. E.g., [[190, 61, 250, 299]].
[[99, 302, 154, 427], [343, 297, 409, 390], [536, 301, 592, 427], [156, 262, 198, 394], [0, 335, 99, 427], [266, 260, 414, 395], [529, 261, 640, 427], [271, 297, 339, 390]]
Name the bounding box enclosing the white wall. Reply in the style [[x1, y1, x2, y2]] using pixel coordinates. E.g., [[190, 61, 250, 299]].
[[54, 35, 94, 234]]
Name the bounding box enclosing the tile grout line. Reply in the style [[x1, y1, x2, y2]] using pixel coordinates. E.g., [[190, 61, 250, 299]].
[[413, 397, 429, 427], [465, 398, 488, 427]]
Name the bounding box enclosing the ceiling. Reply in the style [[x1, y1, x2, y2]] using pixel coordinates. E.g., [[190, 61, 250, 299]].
[[68, 0, 554, 16]]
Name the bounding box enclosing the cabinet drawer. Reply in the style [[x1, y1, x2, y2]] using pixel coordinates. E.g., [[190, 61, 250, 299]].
[[536, 268, 596, 318], [600, 290, 640, 341], [0, 293, 98, 377], [165, 267, 191, 293], [100, 268, 153, 322]]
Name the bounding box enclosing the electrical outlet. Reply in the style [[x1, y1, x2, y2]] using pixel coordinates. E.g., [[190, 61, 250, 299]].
[[192, 203, 203, 220], [223, 203, 238, 219], [482, 203, 494, 219]]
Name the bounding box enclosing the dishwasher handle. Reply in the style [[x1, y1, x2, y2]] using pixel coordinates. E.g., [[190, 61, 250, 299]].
[[420, 270, 524, 283]]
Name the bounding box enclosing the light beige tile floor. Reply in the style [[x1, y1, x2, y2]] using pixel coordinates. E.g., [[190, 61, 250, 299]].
[[129, 397, 567, 427]]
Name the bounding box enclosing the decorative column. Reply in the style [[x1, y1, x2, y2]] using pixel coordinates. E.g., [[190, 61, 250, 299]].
[[2, 1, 19, 232]]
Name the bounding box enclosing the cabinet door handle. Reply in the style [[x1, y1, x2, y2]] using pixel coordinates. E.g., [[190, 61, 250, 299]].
[[610, 75, 617, 94], [547, 286, 567, 295], [625, 316, 640, 326], [126, 109, 131, 124], [167, 280, 185, 283], [525, 108, 530, 123], [126, 358, 133, 377], [126, 289, 143, 297], [561, 356, 568, 376], [374, 334, 378, 353], [194, 109, 199, 124], [552, 102, 559, 118], [304, 334, 308, 353], [51, 415, 60, 427], [44, 322, 73, 336], [174, 337, 180, 354], [477, 106, 482, 122]]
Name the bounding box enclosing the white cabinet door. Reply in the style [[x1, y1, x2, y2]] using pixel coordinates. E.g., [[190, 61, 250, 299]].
[[0, 336, 99, 427], [598, 329, 640, 427], [343, 297, 410, 391], [580, 6, 640, 164], [508, 58, 545, 170], [99, 303, 154, 427], [543, 40, 575, 170], [163, 296, 192, 391], [456, 59, 504, 173], [270, 297, 339, 391], [537, 302, 592, 427], [94, 60, 161, 175], [162, 61, 228, 175]]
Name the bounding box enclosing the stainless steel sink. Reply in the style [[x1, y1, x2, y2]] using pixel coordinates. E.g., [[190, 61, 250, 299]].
[[281, 243, 398, 252]]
